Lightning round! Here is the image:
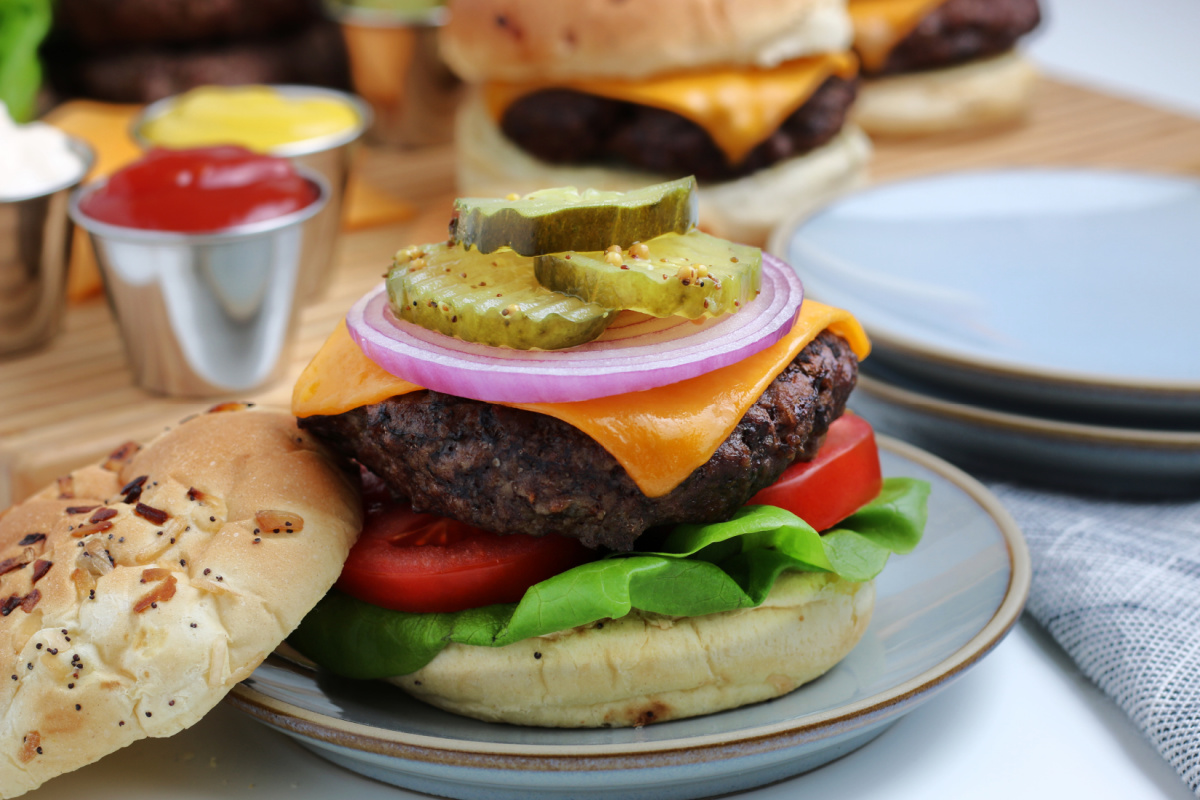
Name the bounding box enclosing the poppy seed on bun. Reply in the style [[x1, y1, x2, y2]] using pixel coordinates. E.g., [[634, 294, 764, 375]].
[[0, 408, 360, 798]]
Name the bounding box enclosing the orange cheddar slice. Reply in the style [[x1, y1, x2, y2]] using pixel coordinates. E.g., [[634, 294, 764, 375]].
[[342, 173, 416, 231], [849, 0, 951, 73], [44, 100, 143, 179], [45, 101, 144, 302], [293, 319, 424, 415], [293, 302, 869, 498], [483, 53, 859, 166]]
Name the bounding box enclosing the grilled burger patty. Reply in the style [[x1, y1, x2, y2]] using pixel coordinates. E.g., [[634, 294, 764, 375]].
[[44, 20, 351, 104], [870, 0, 1041, 76], [50, 0, 325, 49], [498, 76, 858, 182], [300, 331, 859, 551]]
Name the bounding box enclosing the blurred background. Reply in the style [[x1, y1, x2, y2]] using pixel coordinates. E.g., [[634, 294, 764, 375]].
[[1, 0, 1197, 540], [1027, 0, 1200, 117]]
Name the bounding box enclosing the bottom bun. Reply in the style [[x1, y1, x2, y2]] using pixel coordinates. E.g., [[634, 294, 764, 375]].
[[455, 89, 871, 246], [853, 50, 1038, 136], [387, 571, 874, 728]]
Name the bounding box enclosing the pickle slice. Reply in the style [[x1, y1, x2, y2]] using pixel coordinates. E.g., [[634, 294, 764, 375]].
[[449, 177, 699, 256], [534, 231, 761, 319], [387, 243, 615, 350]]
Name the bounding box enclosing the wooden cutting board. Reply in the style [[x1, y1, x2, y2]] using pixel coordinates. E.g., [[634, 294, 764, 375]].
[[2, 78, 1199, 507]]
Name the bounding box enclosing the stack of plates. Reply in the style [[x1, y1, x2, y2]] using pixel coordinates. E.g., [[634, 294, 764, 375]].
[[771, 169, 1200, 497]]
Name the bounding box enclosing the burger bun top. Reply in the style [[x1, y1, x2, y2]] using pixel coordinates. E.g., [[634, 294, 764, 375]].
[[440, 0, 853, 82]]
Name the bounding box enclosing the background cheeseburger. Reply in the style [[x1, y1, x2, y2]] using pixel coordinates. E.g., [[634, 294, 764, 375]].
[[288, 179, 928, 728], [849, 0, 1042, 135], [438, 0, 872, 246]]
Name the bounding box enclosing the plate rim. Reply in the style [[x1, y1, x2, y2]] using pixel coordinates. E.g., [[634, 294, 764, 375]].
[[227, 437, 1031, 769], [859, 374, 1200, 448], [768, 166, 1200, 396]]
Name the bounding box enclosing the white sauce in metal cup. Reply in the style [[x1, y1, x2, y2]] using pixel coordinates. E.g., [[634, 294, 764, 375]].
[[0, 102, 88, 200]]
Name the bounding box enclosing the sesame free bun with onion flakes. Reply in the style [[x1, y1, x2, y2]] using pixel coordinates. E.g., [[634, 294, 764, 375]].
[[0, 406, 361, 799]]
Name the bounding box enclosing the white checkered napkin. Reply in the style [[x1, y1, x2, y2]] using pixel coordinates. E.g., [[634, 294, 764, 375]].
[[986, 483, 1200, 796]]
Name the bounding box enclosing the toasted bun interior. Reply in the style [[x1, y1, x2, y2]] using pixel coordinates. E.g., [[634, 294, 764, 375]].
[[388, 571, 874, 727], [0, 408, 361, 798], [853, 50, 1038, 136], [440, 0, 852, 82], [455, 89, 871, 246]]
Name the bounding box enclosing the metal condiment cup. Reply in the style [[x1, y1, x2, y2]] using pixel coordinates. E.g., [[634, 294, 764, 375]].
[[132, 85, 372, 301], [330, 3, 462, 149], [69, 168, 330, 398], [0, 138, 93, 357]]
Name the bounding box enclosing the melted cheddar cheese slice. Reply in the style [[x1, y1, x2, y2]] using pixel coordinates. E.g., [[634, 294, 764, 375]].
[[293, 302, 870, 498], [483, 53, 859, 166], [848, 0, 951, 73]]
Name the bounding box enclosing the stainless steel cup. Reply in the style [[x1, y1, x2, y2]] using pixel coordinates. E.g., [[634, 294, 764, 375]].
[[69, 168, 330, 398], [0, 139, 93, 357], [133, 86, 371, 302], [332, 4, 462, 149]]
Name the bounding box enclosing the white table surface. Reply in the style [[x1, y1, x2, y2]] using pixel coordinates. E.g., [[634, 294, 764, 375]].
[[23, 1, 1200, 798]]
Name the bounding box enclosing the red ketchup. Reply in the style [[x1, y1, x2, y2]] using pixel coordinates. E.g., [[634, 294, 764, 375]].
[[80, 145, 318, 233]]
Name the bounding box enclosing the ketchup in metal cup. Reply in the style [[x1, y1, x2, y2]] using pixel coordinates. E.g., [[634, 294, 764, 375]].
[[79, 145, 318, 233]]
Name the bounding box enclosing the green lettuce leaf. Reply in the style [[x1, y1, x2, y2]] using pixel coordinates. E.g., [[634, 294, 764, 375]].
[[0, 0, 52, 123], [290, 477, 929, 679]]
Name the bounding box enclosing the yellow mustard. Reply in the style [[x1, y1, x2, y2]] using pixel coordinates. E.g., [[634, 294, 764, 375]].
[[140, 86, 359, 152]]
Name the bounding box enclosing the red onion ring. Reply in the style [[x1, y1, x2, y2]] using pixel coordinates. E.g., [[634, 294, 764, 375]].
[[346, 253, 803, 404]]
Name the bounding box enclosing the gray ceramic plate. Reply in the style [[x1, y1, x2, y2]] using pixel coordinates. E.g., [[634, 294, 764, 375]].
[[227, 438, 1029, 800], [770, 169, 1200, 428], [852, 373, 1200, 497]]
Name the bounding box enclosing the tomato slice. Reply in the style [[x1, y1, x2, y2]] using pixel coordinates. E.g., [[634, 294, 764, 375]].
[[337, 486, 594, 613], [340, 414, 879, 614], [747, 413, 883, 532]]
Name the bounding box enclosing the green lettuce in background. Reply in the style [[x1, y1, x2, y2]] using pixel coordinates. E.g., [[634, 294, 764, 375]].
[[0, 0, 51, 122], [291, 477, 929, 679]]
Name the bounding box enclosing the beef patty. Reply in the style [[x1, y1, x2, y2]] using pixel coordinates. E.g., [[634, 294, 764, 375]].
[[499, 75, 857, 182], [868, 0, 1041, 76], [300, 331, 858, 551], [51, 0, 325, 50], [43, 20, 351, 104]]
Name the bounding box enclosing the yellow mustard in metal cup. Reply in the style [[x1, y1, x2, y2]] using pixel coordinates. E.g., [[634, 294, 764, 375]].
[[140, 86, 360, 152]]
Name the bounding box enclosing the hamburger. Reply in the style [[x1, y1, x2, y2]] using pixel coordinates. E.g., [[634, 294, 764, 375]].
[[0, 180, 927, 790], [0, 406, 361, 798], [287, 179, 929, 727], [438, 0, 872, 246], [849, 0, 1042, 135]]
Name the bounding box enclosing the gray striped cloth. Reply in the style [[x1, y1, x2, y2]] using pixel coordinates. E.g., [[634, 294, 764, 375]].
[[986, 483, 1200, 796]]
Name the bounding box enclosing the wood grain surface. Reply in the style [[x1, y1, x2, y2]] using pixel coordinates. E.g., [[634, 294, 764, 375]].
[[2, 78, 1199, 507]]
